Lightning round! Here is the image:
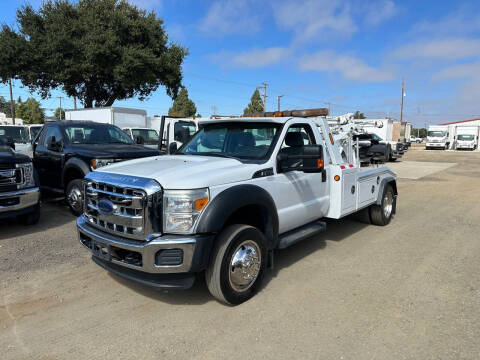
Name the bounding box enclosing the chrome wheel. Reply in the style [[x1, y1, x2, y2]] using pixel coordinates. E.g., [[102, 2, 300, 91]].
[[383, 190, 394, 219], [229, 240, 262, 292], [68, 186, 83, 213]]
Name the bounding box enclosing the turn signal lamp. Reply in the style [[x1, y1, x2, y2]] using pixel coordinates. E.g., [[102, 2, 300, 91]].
[[334, 175, 340, 181], [194, 197, 209, 211]]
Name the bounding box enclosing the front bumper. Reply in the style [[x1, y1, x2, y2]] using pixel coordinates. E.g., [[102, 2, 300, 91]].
[[77, 216, 214, 286], [456, 143, 475, 149], [426, 142, 446, 148], [0, 187, 40, 215]]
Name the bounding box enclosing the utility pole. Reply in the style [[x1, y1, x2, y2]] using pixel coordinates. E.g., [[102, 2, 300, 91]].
[[258, 82, 267, 111], [326, 102, 331, 115], [73, 95, 77, 110], [277, 95, 284, 111], [212, 105, 217, 116], [400, 77, 405, 123], [8, 79, 15, 125], [57, 96, 64, 120]]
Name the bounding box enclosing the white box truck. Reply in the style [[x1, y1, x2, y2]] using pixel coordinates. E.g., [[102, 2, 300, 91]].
[[65, 107, 147, 129], [455, 126, 478, 150], [426, 125, 450, 150]]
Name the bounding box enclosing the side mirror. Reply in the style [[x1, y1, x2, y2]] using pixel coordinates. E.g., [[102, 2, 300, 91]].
[[168, 142, 178, 154], [47, 136, 59, 151], [277, 145, 324, 173], [135, 136, 144, 145], [6, 137, 15, 150]]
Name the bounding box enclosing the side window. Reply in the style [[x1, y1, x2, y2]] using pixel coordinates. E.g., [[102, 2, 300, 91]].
[[42, 126, 63, 146], [281, 124, 315, 149]]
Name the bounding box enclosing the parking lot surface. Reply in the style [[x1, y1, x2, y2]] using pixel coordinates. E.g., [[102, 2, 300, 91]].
[[1, 149, 480, 360]]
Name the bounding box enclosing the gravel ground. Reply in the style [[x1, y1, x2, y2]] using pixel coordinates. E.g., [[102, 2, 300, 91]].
[[1, 149, 480, 360]]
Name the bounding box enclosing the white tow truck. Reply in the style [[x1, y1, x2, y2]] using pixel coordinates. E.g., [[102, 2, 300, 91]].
[[77, 109, 398, 304]]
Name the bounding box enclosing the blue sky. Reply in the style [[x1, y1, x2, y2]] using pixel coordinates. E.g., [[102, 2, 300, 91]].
[[1, 0, 480, 127]]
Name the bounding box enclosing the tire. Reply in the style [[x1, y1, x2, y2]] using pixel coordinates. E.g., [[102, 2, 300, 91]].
[[18, 204, 41, 225], [66, 179, 84, 216], [369, 184, 395, 226], [205, 224, 267, 305]]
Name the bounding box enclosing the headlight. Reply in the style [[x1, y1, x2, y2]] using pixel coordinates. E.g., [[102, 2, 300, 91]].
[[17, 162, 35, 189], [163, 188, 209, 234], [91, 158, 115, 170]]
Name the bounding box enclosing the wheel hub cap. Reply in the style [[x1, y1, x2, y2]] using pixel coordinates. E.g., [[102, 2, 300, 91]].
[[69, 187, 83, 211], [229, 240, 261, 292], [383, 191, 394, 218]]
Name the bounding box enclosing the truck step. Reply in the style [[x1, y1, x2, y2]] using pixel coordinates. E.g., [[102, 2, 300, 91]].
[[277, 220, 327, 249]]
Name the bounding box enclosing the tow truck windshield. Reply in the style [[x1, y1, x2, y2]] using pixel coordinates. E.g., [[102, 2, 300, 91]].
[[178, 122, 281, 161], [427, 131, 446, 137], [0, 126, 29, 143]]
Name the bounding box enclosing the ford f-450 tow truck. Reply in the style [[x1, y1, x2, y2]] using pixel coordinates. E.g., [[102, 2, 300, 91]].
[[77, 109, 398, 304]]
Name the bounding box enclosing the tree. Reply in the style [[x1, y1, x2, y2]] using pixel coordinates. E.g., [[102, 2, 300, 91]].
[[353, 110, 366, 119], [0, 96, 12, 117], [0, 0, 187, 108], [168, 87, 197, 117], [54, 107, 65, 120], [16, 98, 45, 124], [243, 89, 264, 114]]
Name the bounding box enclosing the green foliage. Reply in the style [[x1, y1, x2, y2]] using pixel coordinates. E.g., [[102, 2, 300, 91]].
[[0, 96, 12, 117], [54, 107, 65, 120], [353, 110, 366, 119], [243, 89, 264, 114], [16, 98, 45, 124], [0, 0, 187, 108], [168, 87, 197, 117], [412, 128, 427, 138]]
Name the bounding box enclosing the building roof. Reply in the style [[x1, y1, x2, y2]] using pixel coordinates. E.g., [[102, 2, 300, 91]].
[[440, 118, 480, 125]]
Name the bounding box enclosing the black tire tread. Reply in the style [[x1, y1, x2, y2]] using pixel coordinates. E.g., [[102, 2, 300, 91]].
[[370, 184, 394, 226]]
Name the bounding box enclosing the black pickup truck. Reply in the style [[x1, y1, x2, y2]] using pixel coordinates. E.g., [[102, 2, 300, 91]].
[[0, 137, 41, 224], [33, 121, 160, 215]]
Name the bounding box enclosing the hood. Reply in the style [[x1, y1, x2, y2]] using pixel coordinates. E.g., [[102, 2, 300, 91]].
[[68, 143, 160, 159], [0, 145, 31, 164], [98, 155, 260, 189]]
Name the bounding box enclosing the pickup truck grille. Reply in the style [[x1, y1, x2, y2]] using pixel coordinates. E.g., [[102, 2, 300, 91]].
[[85, 181, 147, 240], [0, 166, 23, 192]]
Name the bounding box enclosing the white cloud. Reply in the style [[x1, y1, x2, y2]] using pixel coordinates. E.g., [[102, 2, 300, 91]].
[[392, 38, 480, 61], [299, 50, 394, 82], [433, 62, 480, 81], [411, 10, 480, 38], [364, 0, 396, 26], [199, 0, 260, 36], [230, 47, 291, 68], [273, 0, 357, 43]]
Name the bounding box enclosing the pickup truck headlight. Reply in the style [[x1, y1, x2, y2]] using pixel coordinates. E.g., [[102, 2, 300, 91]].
[[17, 162, 35, 189], [163, 188, 209, 234], [91, 158, 115, 170]]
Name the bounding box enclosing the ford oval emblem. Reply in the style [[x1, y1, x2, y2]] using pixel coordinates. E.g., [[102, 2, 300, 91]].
[[97, 199, 114, 216]]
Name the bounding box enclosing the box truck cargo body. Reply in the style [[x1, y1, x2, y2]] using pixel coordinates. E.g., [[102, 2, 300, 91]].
[[65, 107, 147, 129]]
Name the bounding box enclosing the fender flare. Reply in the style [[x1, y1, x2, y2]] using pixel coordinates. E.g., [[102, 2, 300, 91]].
[[376, 177, 397, 205], [196, 184, 279, 249], [62, 158, 90, 187]]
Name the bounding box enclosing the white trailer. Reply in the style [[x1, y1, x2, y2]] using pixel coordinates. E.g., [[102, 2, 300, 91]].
[[426, 125, 450, 150], [65, 107, 147, 129], [455, 126, 478, 150]]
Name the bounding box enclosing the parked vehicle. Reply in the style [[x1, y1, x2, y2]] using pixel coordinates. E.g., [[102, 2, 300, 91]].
[[33, 121, 160, 215], [0, 124, 32, 155], [455, 126, 478, 150], [426, 125, 450, 150], [122, 127, 159, 149], [77, 110, 398, 304], [0, 137, 41, 224], [356, 118, 404, 160], [65, 107, 148, 128], [27, 124, 44, 142], [353, 133, 396, 163], [153, 116, 198, 153], [409, 135, 422, 143]]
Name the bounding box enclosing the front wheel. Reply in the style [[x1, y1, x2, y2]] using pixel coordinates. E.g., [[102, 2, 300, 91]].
[[66, 179, 84, 216], [205, 225, 267, 305]]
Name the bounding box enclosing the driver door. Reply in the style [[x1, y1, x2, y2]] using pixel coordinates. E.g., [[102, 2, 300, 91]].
[[35, 125, 64, 189], [270, 123, 330, 234]]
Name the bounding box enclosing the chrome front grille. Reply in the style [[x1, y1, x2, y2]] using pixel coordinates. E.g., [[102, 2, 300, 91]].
[[85, 181, 147, 240], [0, 167, 22, 190]]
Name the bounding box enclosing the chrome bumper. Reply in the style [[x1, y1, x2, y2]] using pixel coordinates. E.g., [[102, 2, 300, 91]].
[[0, 187, 40, 213], [77, 216, 199, 274]]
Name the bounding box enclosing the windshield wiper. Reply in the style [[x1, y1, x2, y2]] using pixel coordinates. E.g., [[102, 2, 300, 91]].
[[198, 152, 240, 160]]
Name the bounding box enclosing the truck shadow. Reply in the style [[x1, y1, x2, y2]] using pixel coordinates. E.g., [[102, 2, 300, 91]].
[[114, 217, 369, 306], [0, 194, 75, 241]]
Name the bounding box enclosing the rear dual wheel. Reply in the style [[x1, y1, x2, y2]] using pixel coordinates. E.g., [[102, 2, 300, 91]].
[[206, 225, 267, 305], [370, 184, 395, 226]]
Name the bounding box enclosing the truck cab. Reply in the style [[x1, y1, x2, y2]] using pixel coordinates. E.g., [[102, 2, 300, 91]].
[[0, 124, 32, 156], [426, 126, 449, 150], [455, 127, 478, 150], [33, 121, 160, 215], [77, 111, 397, 304]]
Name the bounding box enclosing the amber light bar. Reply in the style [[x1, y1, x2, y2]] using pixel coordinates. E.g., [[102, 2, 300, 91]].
[[243, 108, 329, 118]]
